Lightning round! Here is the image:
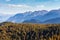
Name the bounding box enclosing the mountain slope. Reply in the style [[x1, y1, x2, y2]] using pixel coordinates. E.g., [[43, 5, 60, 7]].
[[33, 9, 60, 22], [7, 10, 48, 23], [43, 18, 60, 24], [23, 9, 60, 23], [23, 19, 42, 23], [6, 9, 60, 23]]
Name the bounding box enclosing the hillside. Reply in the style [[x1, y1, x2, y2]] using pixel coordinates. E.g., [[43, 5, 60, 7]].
[[0, 22, 60, 40]]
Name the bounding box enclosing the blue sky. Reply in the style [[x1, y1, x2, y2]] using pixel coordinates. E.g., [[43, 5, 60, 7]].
[[0, 0, 60, 14]]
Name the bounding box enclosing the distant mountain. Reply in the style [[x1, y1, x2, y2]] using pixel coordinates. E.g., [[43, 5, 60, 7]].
[[6, 9, 60, 23], [40, 10, 60, 21], [7, 13, 24, 23], [43, 17, 60, 24], [7, 10, 48, 23], [7, 12, 32, 23], [23, 17, 60, 24], [33, 9, 60, 22], [23, 19, 42, 23]]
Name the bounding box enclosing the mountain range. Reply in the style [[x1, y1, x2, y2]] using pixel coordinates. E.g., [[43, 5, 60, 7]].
[[6, 9, 60, 24]]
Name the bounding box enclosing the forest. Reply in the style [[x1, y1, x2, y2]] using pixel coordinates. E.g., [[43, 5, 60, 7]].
[[0, 22, 60, 40]]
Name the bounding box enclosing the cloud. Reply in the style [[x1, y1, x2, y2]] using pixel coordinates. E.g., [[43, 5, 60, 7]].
[[0, 4, 60, 15], [8, 4, 46, 11], [54, 0, 59, 1], [0, 4, 47, 14], [5, 0, 11, 2]]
